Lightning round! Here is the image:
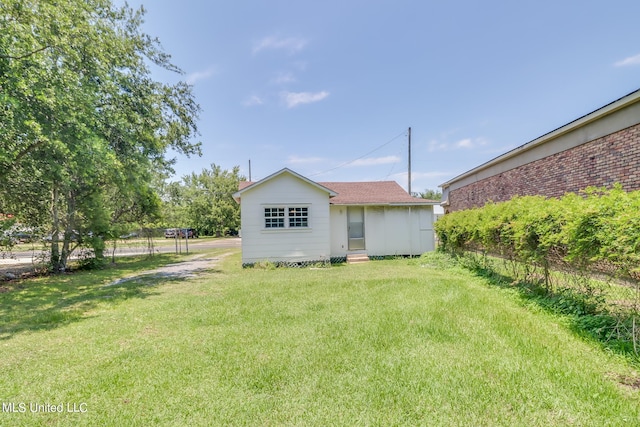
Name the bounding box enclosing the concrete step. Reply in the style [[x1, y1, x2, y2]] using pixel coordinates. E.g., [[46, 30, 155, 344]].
[[347, 253, 369, 264]]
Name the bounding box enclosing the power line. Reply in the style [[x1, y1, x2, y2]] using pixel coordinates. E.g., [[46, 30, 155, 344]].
[[308, 129, 408, 178], [383, 143, 405, 181]]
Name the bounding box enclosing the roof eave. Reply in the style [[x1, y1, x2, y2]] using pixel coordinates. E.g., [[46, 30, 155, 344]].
[[329, 201, 439, 206], [389, 202, 439, 206], [234, 168, 337, 200]]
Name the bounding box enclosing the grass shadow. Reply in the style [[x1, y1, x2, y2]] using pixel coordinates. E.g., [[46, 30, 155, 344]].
[[459, 256, 639, 360], [0, 253, 186, 340]]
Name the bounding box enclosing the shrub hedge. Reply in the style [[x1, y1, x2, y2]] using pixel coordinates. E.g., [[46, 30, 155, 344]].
[[435, 184, 640, 281]]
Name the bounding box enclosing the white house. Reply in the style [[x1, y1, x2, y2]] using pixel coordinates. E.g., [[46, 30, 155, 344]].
[[233, 168, 438, 266]]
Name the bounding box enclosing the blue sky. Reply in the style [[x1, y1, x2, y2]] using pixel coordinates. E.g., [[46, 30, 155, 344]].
[[127, 0, 640, 193]]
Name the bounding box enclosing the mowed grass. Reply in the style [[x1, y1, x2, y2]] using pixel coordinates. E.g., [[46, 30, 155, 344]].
[[1, 251, 639, 426]]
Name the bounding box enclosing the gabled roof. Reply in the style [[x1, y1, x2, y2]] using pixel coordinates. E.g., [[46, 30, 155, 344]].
[[320, 181, 438, 205], [233, 168, 337, 202], [234, 168, 438, 206]]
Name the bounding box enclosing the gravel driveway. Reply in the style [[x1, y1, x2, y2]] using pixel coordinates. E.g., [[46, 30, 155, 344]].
[[1, 238, 240, 281], [105, 253, 231, 287]]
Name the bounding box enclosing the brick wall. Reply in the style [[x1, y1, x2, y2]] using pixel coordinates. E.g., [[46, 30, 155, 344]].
[[448, 122, 640, 211]]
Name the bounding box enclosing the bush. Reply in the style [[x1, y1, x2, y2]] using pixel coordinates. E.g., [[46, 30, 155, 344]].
[[252, 260, 277, 270], [436, 184, 640, 282]]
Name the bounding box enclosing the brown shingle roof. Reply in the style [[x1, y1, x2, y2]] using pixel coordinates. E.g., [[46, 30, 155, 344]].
[[238, 181, 252, 191], [319, 181, 437, 205]]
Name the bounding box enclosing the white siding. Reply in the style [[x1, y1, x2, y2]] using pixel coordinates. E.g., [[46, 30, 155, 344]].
[[240, 173, 331, 264], [329, 205, 348, 256], [329, 205, 435, 258], [367, 206, 435, 256], [418, 207, 436, 253], [364, 206, 387, 255]]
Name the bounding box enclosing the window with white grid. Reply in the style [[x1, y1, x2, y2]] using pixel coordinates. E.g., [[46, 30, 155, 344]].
[[264, 207, 285, 228], [288, 207, 309, 227]]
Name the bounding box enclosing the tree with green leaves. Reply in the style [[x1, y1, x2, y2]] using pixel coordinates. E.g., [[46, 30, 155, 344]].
[[419, 189, 442, 201], [0, 0, 201, 271], [160, 165, 244, 236]]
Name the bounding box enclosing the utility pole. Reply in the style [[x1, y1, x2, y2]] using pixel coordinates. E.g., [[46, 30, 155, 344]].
[[248, 159, 252, 182], [408, 127, 412, 195]]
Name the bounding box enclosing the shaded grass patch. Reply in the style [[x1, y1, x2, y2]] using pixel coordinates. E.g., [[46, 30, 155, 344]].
[[445, 251, 640, 358], [0, 252, 207, 339]]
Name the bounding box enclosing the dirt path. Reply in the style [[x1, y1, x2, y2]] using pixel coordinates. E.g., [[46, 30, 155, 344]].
[[1, 251, 233, 283], [105, 252, 232, 287], [0, 262, 46, 280]]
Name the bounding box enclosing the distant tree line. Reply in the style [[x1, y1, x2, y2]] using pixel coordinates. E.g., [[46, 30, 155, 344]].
[[418, 189, 442, 200]]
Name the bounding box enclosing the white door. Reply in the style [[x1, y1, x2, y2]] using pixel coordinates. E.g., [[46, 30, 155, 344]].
[[347, 207, 365, 250]]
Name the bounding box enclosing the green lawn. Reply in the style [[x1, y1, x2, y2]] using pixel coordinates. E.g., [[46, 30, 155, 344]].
[[1, 250, 639, 426]]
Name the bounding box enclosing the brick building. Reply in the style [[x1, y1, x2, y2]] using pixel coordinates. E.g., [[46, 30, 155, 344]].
[[440, 89, 640, 212]]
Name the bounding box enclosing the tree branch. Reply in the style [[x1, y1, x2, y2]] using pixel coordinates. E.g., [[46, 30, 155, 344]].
[[14, 139, 48, 162], [0, 45, 52, 60]]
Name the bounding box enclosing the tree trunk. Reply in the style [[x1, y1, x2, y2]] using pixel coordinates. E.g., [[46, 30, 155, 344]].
[[59, 189, 78, 271], [111, 239, 117, 264], [50, 185, 61, 271]]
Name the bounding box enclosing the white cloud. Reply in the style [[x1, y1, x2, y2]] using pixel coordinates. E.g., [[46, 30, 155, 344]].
[[243, 95, 265, 107], [428, 137, 487, 152], [614, 53, 640, 67], [456, 138, 473, 148], [392, 171, 451, 180], [186, 67, 216, 85], [253, 36, 308, 55], [287, 155, 326, 164], [427, 140, 450, 152], [281, 91, 329, 108], [271, 72, 296, 85], [349, 155, 401, 167]]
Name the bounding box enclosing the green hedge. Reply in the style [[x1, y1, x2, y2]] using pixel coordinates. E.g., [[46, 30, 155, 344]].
[[435, 184, 640, 281]]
